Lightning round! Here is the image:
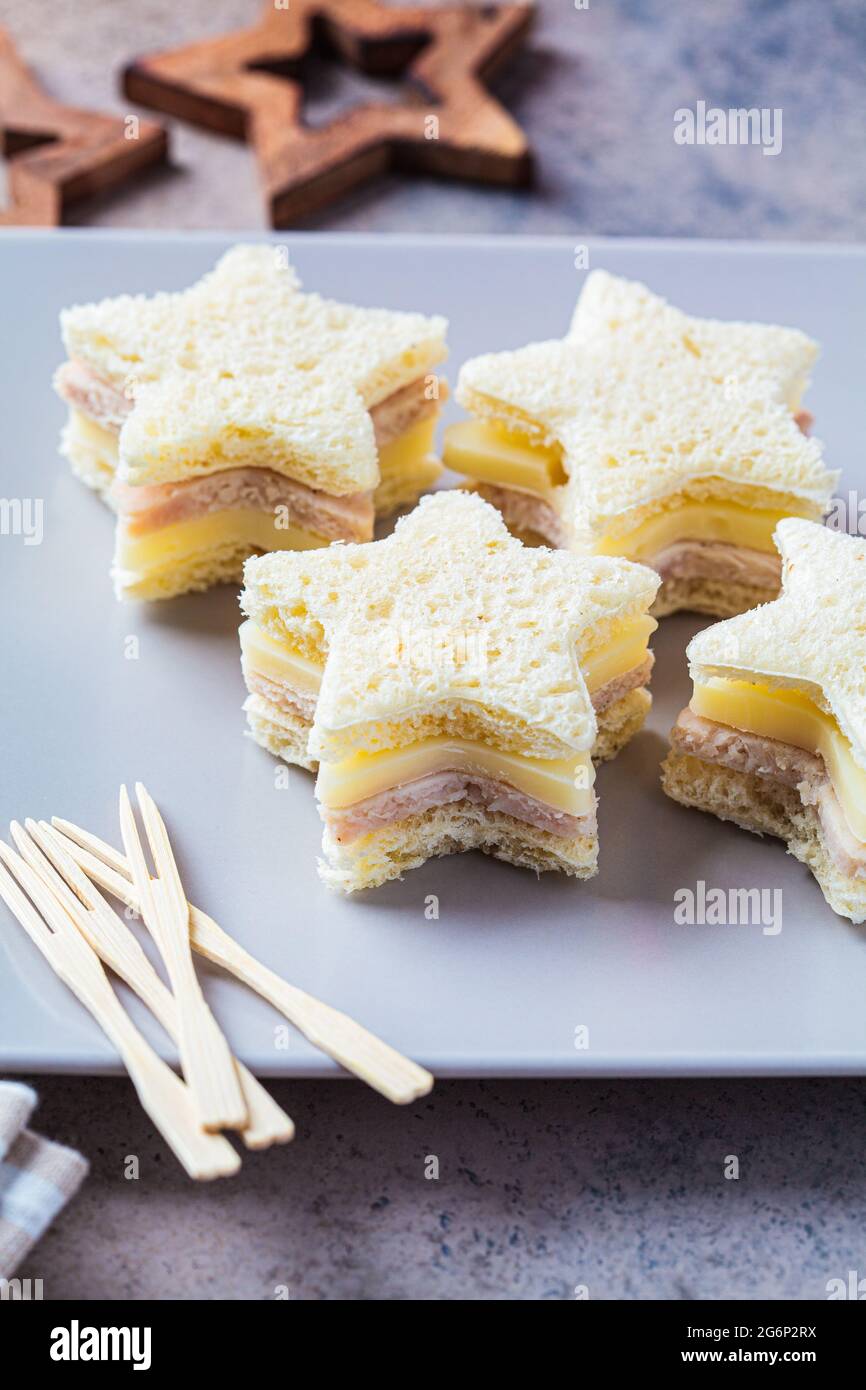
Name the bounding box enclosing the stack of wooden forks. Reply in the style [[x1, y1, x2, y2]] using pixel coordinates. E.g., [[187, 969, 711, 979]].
[[0, 783, 432, 1179]]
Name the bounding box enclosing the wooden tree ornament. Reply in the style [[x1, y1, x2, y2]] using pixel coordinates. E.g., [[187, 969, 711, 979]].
[[124, 0, 535, 226], [0, 27, 167, 226]]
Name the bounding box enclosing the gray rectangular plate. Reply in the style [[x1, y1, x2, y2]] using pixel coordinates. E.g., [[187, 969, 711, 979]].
[[1, 230, 865, 1077]]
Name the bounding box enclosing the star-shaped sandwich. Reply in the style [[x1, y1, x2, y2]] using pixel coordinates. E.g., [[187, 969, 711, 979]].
[[443, 271, 837, 619], [240, 491, 660, 891], [662, 519, 866, 923], [54, 244, 448, 599]]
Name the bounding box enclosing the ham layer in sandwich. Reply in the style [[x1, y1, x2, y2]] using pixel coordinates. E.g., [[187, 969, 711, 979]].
[[662, 520, 866, 924], [55, 246, 448, 600], [240, 491, 660, 893]]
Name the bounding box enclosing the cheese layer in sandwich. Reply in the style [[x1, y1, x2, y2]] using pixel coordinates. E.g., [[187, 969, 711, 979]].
[[240, 491, 660, 892], [443, 271, 836, 619], [54, 245, 448, 600], [662, 519, 866, 924]]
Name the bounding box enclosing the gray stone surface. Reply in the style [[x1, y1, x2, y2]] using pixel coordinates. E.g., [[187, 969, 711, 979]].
[[1, 0, 863, 239], [16, 1075, 866, 1301], [3, 0, 866, 1301]]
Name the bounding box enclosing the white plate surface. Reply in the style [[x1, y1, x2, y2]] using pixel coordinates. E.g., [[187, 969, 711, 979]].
[[1, 230, 865, 1077]]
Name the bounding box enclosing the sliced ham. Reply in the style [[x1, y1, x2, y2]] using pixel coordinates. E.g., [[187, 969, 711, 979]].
[[249, 648, 651, 731], [474, 486, 783, 595], [54, 360, 130, 433], [805, 781, 866, 879], [471, 484, 566, 547], [370, 376, 443, 447], [249, 652, 649, 844], [651, 540, 781, 590], [671, 706, 824, 786], [670, 707, 866, 877], [323, 768, 596, 845], [591, 653, 653, 713], [56, 358, 432, 545], [244, 671, 317, 723], [112, 468, 374, 542], [55, 359, 435, 448]]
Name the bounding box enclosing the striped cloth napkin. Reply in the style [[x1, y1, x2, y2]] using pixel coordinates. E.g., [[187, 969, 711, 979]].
[[0, 1082, 88, 1280]]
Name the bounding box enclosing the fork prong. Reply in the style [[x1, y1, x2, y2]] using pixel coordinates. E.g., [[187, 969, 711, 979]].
[[10, 821, 87, 930], [135, 783, 187, 924], [49, 821, 433, 1103], [0, 841, 94, 965], [31, 820, 113, 920], [46, 827, 137, 913], [52, 817, 131, 882], [119, 785, 157, 927], [0, 842, 54, 945], [35, 828, 292, 1149], [0, 839, 242, 1180]]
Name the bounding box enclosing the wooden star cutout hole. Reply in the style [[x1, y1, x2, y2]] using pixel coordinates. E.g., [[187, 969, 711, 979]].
[[123, 0, 535, 226]]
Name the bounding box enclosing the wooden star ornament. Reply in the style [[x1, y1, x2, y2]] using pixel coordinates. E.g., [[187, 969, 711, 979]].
[[0, 26, 167, 226], [123, 0, 535, 226]]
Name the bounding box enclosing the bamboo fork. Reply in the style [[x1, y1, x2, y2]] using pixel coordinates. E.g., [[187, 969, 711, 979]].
[[52, 817, 434, 1104], [12, 820, 293, 1150], [0, 841, 240, 1180], [119, 784, 247, 1133]]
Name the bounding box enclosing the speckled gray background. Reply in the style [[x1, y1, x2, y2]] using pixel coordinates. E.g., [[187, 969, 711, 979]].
[[4, 0, 866, 1301], [3, 0, 864, 239]]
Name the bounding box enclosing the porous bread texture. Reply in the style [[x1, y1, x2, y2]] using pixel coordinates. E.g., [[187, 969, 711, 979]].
[[120, 370, 378, 494], [241, 490, 660, 762], [661, 750, 866, 925], [243, 694, 316, 773], [594, 688, 651, 762], [652, 574, 779, 619], [61, 244, 448, 408], [460, 339, 832, 546], [686, 519, 866, 769], [568, 271, 817, 411], [318, 802, 598, 893], [60, 244, 447, 490], [467, 474, 790, 620], [455, 271, 835, 543], [471, 481, 782, 618], [241, 544, 356, 666], [241, 671, 652, 773], [61, 388, 431, 513]]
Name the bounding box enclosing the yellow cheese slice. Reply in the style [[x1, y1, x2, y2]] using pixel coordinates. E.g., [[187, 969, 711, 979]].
[[116, 509, 326, 577], [239, 618, 322, 693], [316, 736, 595, 816], [377, 416, 438, 482], [443, 420, 566, 496], [595, 501, 792, 561], [691, 677, 866, 842], [67, 408, 120, 459], [70, 405, 434, 497], [444, 418, 805, 558], [582, 615, 657, 691], [240, 613, 656, 701]]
